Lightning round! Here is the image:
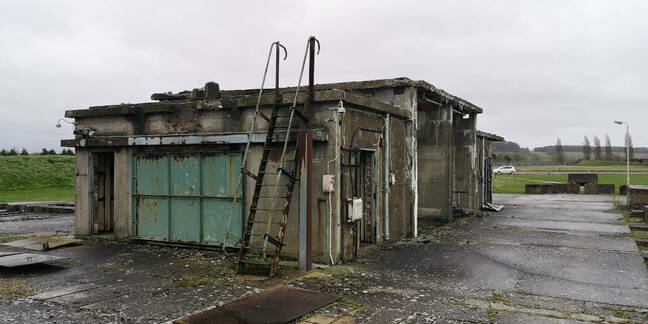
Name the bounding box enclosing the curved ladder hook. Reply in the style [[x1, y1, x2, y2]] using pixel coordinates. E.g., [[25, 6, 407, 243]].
[[309, 36, 321, 55], [275, 42, 288, 60]]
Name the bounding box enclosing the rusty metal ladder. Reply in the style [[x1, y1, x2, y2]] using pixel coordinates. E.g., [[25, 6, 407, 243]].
[[236, 37, 319, 276]]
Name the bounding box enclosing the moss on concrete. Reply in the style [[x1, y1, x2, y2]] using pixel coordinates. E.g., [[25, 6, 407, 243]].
[[0, 278, 34, 301]]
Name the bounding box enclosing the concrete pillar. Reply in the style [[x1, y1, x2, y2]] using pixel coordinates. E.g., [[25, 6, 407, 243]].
[[113, 148, 133, 239], [453, 113, 477, 213], [416, 105, 454, 222], [74, 149, 91, 237]]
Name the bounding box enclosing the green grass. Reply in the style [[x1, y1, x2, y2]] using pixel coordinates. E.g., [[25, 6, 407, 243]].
[[494, 174, 648, 194], [0, 156, 74, 202], [494, 175, 566, 194], [516, 160, 648, 172]]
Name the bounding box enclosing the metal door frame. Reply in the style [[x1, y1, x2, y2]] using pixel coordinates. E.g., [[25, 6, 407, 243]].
[[131, 151, 245, 246], [358, 149, 377, 243], [89, 150, 115, 234]]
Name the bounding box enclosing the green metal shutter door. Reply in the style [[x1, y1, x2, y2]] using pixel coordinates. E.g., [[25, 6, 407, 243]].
[[134, 153, 243, 245]]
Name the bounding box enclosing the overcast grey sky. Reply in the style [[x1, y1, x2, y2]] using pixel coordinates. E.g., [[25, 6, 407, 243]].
[[1, 0, 646, 152]]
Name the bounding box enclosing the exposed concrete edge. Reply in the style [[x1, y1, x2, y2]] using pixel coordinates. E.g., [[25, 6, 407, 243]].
[[61, 129, 329, 148], [477, 130, 504, 142], [64, 89, 410, 120], [222, 77, 483, 114]]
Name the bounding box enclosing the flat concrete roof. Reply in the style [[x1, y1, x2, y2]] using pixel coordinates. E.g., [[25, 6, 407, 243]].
[[222, 77, 484, 114], [65, 89, 411, 120], [477, 130, 504, 142]]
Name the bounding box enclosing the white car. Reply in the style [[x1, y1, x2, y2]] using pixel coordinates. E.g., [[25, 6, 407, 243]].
[[494, 166, 516, 175]]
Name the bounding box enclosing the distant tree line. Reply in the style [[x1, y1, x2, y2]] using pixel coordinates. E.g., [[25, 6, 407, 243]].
[[0, 148, 74, 156], [492, 141, 531, 153], [552, 134, 635, 163]]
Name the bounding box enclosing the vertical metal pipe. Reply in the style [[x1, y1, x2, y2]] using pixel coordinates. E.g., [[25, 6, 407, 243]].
[[383, 113, 390, 241], [626, 123, 630, 187], [308, 37, 315, 105], [482, 137, 486, 206]]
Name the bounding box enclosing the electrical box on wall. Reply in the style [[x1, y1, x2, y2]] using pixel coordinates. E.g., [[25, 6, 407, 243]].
[[322, 175, 335, 193], [347, 198, 363, 222]]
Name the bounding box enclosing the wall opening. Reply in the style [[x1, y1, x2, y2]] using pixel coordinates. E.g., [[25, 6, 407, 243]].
[[92, 152, 115, 234]]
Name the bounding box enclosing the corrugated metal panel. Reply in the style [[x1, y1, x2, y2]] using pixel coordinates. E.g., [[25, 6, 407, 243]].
[[133, 153, 243, 245]]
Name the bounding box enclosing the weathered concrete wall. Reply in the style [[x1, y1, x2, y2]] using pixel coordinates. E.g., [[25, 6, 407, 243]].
[[568, 173, 598, 185], [476, 139, 496, 207], [453, 113, 477, 213], [584, 184, 615, 194], [525, 184, 579, 194], [629, 186, 648, 210], [74, 149, 91, 237], [70, 97, 414, 265], [417, 103, 453, 222], [113, 147, 132, 239]]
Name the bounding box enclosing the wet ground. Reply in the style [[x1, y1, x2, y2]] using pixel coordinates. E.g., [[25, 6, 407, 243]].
[[1, 194, 647, 323]]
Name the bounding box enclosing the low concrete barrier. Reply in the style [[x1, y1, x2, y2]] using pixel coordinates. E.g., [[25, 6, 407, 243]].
[[629, 185, 648, 210], [525, 183, 579, 194], [620, 185, 628, 195], [583, 184, 615, 194], [568, 173, 598, 185]]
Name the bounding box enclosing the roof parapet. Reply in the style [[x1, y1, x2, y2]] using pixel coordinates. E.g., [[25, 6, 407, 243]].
[[477, 130, 504, 142]]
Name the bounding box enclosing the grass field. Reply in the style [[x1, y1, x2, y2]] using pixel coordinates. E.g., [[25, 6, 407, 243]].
[[493, 173, 648, 194], [515, 160, 648, 172], [0, 156, 75, 202]]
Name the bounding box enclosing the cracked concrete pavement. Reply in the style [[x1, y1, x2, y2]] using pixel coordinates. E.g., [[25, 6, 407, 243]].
[[0, 194, 647, 323]]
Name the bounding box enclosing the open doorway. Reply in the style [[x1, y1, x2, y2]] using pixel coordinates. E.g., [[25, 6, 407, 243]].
[[357, 150, 377, 244], [92, 152, 115, 234]]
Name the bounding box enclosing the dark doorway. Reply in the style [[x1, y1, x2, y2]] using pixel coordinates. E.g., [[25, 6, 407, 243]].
[[92, 152, 115, 234], [357, 150, 377, 243]]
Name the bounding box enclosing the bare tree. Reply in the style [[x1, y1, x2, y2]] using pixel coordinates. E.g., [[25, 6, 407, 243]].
[[555, 137, 565, 163], [605, 135, 613, 160], [593, 136, 602, 160], [626, 132, 634, 160], [582, 136, 591, 160]]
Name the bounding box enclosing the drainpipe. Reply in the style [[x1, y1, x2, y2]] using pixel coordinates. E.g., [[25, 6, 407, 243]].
[[481, 137, 486, 206], [383, 113, 390, 241]]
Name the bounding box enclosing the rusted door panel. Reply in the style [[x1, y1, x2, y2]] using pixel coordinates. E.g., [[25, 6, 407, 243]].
[[170, 198, 201, 242], [170, 155, 200, 196], [133, 153, 242, 245], [202, 154, 233, 197], [202, 199, 241, 244], [136, 197, 170, 240], [135, 155, 169, 195]]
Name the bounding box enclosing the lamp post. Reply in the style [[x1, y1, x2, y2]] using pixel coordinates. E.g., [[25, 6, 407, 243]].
[[614, 121, 630, 189]]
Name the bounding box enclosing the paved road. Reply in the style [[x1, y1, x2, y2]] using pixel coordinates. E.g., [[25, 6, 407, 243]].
[[484, 194, 647, 306], [1, 196, 647, 323], [356, 194, 648, 322]]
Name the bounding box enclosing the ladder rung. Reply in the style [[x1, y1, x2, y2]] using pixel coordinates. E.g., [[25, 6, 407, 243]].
[[274, 114, 307, 122], [249, 220, 283, 225], [239, 259, 272, 267], [241, 168, 258, 181], [260, 159, 297, 164], [263, 234, 285, 247], [278, 168, 298, 183], [250, 207, 284, 212], [264, 146, 297, 151], [255, 183, 290, 187], [259, 111, 271, 122], [292, 109, 309, 123]]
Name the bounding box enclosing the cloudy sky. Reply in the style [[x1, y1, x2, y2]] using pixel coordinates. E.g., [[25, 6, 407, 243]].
[[1, 0, 646, 152]]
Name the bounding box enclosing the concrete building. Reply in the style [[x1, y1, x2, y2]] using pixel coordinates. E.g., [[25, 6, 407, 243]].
[[476, 131, 504, 208], [61, 77, 497, 265], [309, 78, 488, 223]]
